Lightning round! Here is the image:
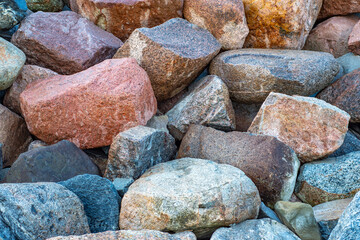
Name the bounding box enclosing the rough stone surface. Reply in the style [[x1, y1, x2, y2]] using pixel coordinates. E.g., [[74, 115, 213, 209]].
[[11, 11, 123, 75], [209, 49, 340, 103], [318, 68, 360, 123], [166, 75, 235, 140], [59, 174, 121, 233], [178, 125, 299, 207], [113, 178, 134, 198], [184, 0, 248, 50], [27, 140, 47, 151], [0, 0, 26, 30], [20, 58, 157, 149], [274, 201, 321, 240], [318, 0, 360, 19], [105, 126, 177, 180], [328, 130, 360, 158], [232, 102, 261, 132], [48, 230, 197, 240], [348, 20, 360, 55], [303, 16, 360, 58], [4, 140, 100, 183], [0, 37, 26, 90], [328, 192, 360, 240], [295, 151, 360, 206], [248, 92, 350, 162], [113, 18, 221, 101], [258, 202, 282, 223], [210, 218, 300, 240], [26, 0, 64, 12], [146, 115, 169, 133], [242, 0, 322, 49], [337, 53, 360, 75], [0, 182, 90, 240], [74, 0, 184, 41], [83, 148, 108, 176], [3, 65, 58, 115], [120, 158, 260, 239], [0, 104, 32, 167]]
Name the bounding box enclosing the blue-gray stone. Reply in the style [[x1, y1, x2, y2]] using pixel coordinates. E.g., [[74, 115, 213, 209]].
[[258, 202, 282, 223], [0, 168, 9, 182], [113, 178, 134, 197], [319, 220, 338, 240], [0, 0, 26, 30], [328, 131, 360, 158], [0, 142, 3, 169], [337, 53, 360, 75], [59, 174, 121, 233]]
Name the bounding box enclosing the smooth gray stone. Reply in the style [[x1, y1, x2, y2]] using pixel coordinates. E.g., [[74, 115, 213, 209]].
[[337, 53, 360, 75], [113, 178, 134, 197]]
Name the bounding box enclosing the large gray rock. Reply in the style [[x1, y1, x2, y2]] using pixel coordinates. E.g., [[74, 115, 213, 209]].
[[105, 126, 177, 180], [295, 151, 360, 206], [210, 218, 301, 240], [178, 125, 300, 207], [0, 0, 26, 30], [209, 49, 340, 103], [59, 174, 121, 233], [120, 158, 261, 239], [166, 75, 236, 140], [0, 182, 90, 240], [4, 140, 100, 183], [329, 192, 360, 240]]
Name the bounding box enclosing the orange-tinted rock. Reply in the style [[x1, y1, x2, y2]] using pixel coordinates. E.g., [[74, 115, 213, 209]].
[[74, 0, 184, 41], [183, 0, 248, 50], [248, 92, 350, 162], [242, 0, 322, 49], [11, 11, 123, 75], [20, 58, 157, 149], [303, 16, 360, 58], [318, 0, 360, 19], [348, 20, 360, 55], [3, 65, 58, 115]]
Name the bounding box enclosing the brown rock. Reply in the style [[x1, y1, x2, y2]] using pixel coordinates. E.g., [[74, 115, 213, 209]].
[[313, 198, 353, 222], [0, 104, 32, 167], [73, 0, 184, 41], [318, 0, 360, 19], [11, 11, 123, 75], [113, 18, 221, 101], [242, 0, 322, 49], [3, 65, 58, 115], [317, 69, 360, 123], [183, 0, 248, 50], [177, 125, 300, 207], [348, 20, 360, 55], [248, 92, 350, 162], [232, 102, 261, 131], [20, 58, 157, 149]]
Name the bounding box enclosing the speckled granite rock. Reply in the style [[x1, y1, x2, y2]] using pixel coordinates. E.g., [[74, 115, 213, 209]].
[[0, 0, 26, 30], [178, 125, 299, 207], [318, 68, 360, 123], [3, 65, 58, 115], [166, 75, 235, 140], [318, 0, 360, 19], [0, 182, 90, 240], [184, 0, 248, 50], [20, 59, 157, 149], [120, 158, 260, 239], [0, 37, 26, 90], [349, 21, 360, 55], [11, 11, 123, 75], [105, 126, 176, 180], [210, 218, 300, 240], [209, 49, 339, 103], [275, 201, 321, 240], [248, 93, 350, 162], [295, 151, 360, 206], [26, 0, 64, 12], [328, 130, 360, 158], [242, 0, 322, 49], [113, 18, 221, 101]]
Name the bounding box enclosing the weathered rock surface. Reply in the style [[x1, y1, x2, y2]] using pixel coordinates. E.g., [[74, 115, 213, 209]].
[[318, 0, 360, 19], [26, 0, 64, 12], [210, 218, 301, 240], [349, 20, 360, 55], [232, 102, 261, 131], [248, 93, 350, 162], [48, 230, 197, 240], [113, 178, 134, 198], [146, 115, 169, 133], [295, 151, 360, 206], [114, 18, 221, 101], [0, 104, 32, 167], [166, 75, 235, 140], [0, 0, 26, 30], [209, 49, 339, 103], [242, 0, 322, 49], [20, 58, 157, 149], [328, 192, 360, 240], [328, 130, 360, 158], [74, 0, 184, 41], [184, 0, 248, 50], [178, 125, 299, 207], [59, 174, 120, 233], [3, 65, 58, 115], [0, 37, 26, 90], [318, 69, 360, 123], [303, 16, 360, 58], [11, 11, 123, 75], [4, 140, 100, 183], [275, 201, 321, 240], [0, 182, 90, 240], [105, 126, 176, 180], [120, 158, 260, 239]]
